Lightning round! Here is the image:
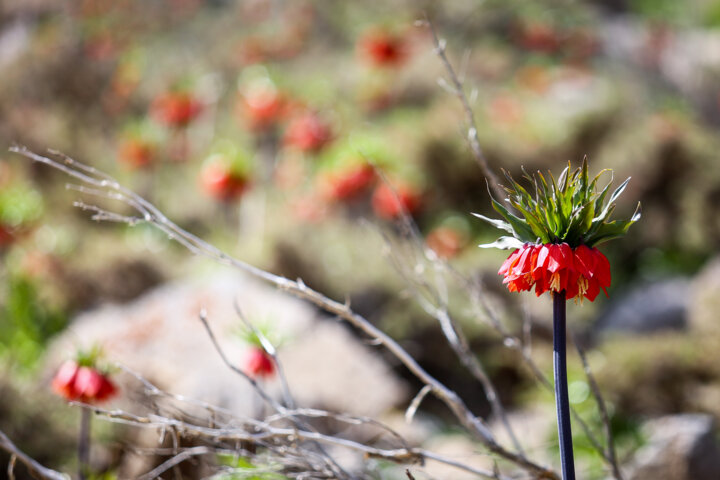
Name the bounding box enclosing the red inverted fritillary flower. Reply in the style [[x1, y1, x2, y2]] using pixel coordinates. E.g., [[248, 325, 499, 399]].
[[477, 160, 639, 479], [118, 138, 155, 170], [283, 112, 332, 153], [358, 29, 409, 68], [320, 163, 376, 202], [498, 242, 612, 302], [52, 360, 117, 404], [245, 347, 275, 379], [201, 161, 249, 203], [237, 85, 288, 132], [151, 91, 203, 128], [371, 182, 422, 220]]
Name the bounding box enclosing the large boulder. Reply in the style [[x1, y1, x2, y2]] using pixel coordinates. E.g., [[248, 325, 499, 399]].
[[688, 257, 720, 334], [594, 279, 690, 335], [628, 414, 720, 480]]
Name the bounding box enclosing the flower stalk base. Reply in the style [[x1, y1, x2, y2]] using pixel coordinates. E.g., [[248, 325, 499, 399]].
[[553, 290, 576, 480], [78, 408, 91, 480]]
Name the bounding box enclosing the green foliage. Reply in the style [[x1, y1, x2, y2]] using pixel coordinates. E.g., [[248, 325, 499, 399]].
[[475, 159, 641, 249], [215, 454, 287, 479], [0, 184, 44, 227], [0, 274, 68, 372]]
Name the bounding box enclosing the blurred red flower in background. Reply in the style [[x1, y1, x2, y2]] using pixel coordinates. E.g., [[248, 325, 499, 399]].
[[426, 226, 467, 259], [371, 182, 421, 220], [52, 360, 117, 404], [151, 91, 202, 128], [284, 112, 333, 153], [201, 159, 250, 203], [319, 163, 376, 202], [238, 86, 288, 132], [245, 347, 275, 379], [358, 29, 409, 68], [118, 138, 155, 169]]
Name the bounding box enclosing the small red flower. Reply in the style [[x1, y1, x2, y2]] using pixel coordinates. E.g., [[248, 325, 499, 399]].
[[151, 91, 202, 128], [426, 227, 467, 259], [118, 138, 155, 169], [200, 161, 249, 203], [320, 163, 376, 201], [245, 347, 275, 379], [515, 22, 561, 54], [0, 224, 14, 247], [52, 360, 117, 404], [358, 30, 408, 68], [237, 87, 287, 132], [371, 182, 422, 220], [498, 243, 611, 302], [283, 112, 332, 153]]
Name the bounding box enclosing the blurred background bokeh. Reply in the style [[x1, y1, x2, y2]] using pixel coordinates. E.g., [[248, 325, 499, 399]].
[[2, 0, 720, 479]]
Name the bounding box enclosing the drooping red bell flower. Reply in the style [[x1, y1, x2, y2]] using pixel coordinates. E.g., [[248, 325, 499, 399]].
[[0, 224, 14, 247], [320, 163, 376, 202], [151, 91, 203, 128], [52, 360, 117, 404], [200, 155, 251, 203], [283, 112, 332, 153], [358, 29, 409, 68], [245, 347, 275, 379], [118, 138, 155, 169], [426, 226, 467, 259], [371, 182, 422, 220], [498, 242, 612, 302], [237, 86, 287, 132]]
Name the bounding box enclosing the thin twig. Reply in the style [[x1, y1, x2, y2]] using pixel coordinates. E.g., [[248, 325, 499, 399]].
[[572, 335, 624, 480], [423, 17, 504, 201], [136, 446, 212, 480], [0, 429, 68, 480]]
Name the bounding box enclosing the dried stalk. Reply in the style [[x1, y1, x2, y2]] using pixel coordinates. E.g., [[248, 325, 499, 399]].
[[421, 17, 504, 201], [0, 429, 68, 480]]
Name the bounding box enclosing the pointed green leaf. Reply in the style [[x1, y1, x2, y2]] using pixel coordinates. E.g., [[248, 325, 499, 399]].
[[471, 212, 514, 234], [490, 196, 535, 242], [478, 236, 525, 250]]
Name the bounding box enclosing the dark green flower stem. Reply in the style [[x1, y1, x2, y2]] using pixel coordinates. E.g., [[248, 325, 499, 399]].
[[78, 408, 91, 480], [553, 290, 575, 480]]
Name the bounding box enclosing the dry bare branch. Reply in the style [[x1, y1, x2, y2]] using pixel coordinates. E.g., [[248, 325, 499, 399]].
[[572, 335, 624, 480], [0, 429, 69, 480], [422, 18, 504, 201]]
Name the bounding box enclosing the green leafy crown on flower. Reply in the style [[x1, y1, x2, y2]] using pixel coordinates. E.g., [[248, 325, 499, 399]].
[[474, 158, 641, 249]]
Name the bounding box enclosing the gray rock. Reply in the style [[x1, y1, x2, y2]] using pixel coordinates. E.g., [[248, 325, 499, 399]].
[[595, 279, 690, 335], [688, 257, 720, 334], [629, 414, 720, 480]]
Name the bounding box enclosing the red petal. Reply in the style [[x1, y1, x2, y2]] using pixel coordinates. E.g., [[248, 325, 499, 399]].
[[52, 361, 80, 400], [573, 245, 595, 278], [498, 249, 520, 275], [592, 248, 612, 287], [95, 377, 118, 402], [546, 244, 565, 273], [513, 245, 534, 276], [75, 367, 103, 401], [584, 277, 601, 302]]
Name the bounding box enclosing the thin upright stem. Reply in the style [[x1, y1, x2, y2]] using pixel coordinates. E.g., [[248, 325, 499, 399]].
[[78, 408, 91, 480], [553, 291, 575, 480]]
